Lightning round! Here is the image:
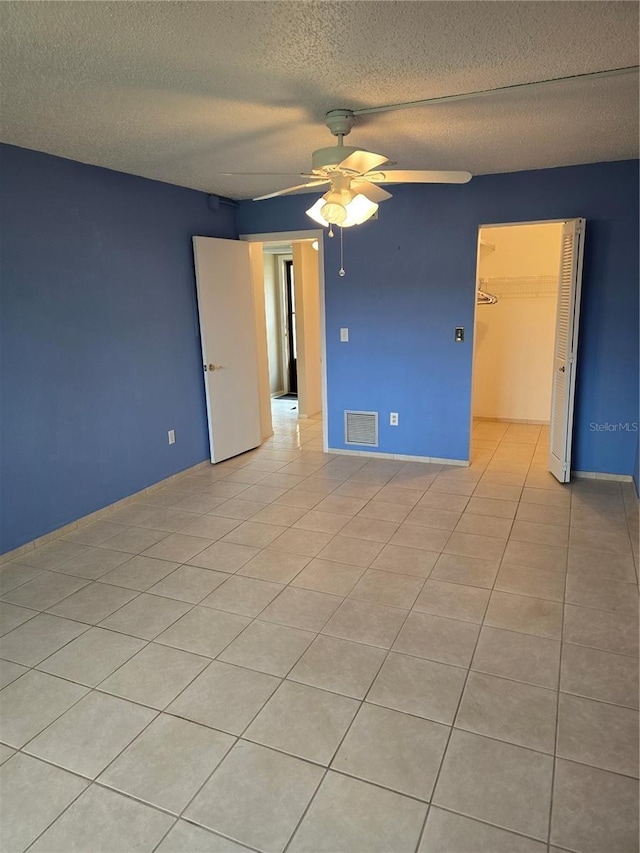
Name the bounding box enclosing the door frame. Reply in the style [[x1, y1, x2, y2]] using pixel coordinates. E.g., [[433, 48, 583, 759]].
[[469, 218, 572, 465], [240, 228, 328, 452]]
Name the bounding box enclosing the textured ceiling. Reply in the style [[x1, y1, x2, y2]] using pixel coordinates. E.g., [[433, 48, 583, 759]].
[[0, 1, 638, 200]]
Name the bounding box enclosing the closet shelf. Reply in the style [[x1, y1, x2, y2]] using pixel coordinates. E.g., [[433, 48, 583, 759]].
[[478, 275, 558, 298]]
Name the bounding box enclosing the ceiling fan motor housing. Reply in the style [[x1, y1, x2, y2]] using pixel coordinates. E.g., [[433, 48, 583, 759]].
[[311, 145, 363, 176], [324, 109, 354, 137], [309, 109, 365, 176]]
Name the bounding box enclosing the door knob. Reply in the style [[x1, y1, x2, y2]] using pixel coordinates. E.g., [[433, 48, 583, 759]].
[[559, 365, 566, 373], [208, 364, 217, 371]]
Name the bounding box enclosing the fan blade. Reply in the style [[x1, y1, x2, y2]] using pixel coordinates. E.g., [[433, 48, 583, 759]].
[[367, 170, 472, 184], [351, 180, 393, 203], [253, 180, 329, 201], [338, 150, 389, 175], [221, 172, 316, 177]]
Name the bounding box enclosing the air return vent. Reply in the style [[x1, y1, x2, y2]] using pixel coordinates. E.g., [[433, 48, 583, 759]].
[[344, 411, 378, 446]]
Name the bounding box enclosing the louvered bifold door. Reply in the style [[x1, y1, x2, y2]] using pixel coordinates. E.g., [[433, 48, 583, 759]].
[[548, 218, 586, 483]]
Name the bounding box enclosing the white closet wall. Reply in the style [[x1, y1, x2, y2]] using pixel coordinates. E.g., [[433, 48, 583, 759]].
[[473, 223, 564, 422]]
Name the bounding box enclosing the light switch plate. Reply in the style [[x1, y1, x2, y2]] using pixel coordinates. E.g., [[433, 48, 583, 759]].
[[340, 328, 349, 342]]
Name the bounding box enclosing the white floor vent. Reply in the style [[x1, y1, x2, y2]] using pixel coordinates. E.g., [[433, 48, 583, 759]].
[[344, 410, 378, 447]]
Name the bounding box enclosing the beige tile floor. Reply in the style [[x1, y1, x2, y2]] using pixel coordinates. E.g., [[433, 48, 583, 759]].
[[1, 403, 638, 852]]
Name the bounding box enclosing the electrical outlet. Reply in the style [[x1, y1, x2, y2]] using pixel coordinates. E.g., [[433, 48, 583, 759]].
[[390, 413, 399, 426], [168, 429, 176, 445]]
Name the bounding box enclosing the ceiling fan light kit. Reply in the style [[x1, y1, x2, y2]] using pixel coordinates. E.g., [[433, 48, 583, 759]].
[[319, 177, 353, 224], [306, 194, 379, 228]]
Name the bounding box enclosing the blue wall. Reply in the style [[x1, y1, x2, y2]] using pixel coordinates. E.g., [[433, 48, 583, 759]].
[[0, 144, 236, 553], [2, 150, 637, 553], [238, 160, 639, 475]]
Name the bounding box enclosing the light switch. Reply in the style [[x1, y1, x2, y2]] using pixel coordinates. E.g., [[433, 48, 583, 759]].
[[455, 327, 465, 342], [340, 328, 349, 342]]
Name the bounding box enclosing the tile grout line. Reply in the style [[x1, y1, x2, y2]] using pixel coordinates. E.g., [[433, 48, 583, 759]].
[[7, 617, 638, 780], [412, 420, 508, 853], [547, 482, 571, 849], [148, 433, 351, 852], [109, 540, 347, 840], [21, 769, 92, 853], [17, 421, 328, 851], [197, 516, 428, 848], [14, 499, 309, 847], [0, 432, 304, 562], [415, 420, 563, 849], [13, 703, 639, 853], [3, 415, 637, 851], [279, 530, 433, 853], [5, 549, 287, 830], [3, 474, 633, 681], [3, 424, 416, 846], [523, 433, 572, 851]]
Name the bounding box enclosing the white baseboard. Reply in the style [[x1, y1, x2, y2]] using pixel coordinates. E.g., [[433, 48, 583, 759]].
[[572, 470, 634, 483], [327, 447, 469, 466], [474, 417, 550, 425]]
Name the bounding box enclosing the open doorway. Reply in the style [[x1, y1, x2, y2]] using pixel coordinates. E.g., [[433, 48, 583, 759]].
[[242, 230, 325, 448], [471, 222, 564, 461], [192, 229, 326, 464], [283, 259, 298, 396], [263, 243, 296, 401]]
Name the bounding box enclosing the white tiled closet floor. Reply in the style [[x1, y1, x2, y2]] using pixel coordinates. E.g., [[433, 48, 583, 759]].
[[1, 402, 638, 853]]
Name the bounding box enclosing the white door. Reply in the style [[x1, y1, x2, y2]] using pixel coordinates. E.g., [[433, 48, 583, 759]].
[[193, 236, 261, 463], [549, 218, 586, 482]]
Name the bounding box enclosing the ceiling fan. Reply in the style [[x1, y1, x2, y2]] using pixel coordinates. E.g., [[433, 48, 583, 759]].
[[223, 109, 471, 227], [221, 67, 637, 227]]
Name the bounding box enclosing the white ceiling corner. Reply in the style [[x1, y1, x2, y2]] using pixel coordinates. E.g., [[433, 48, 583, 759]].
[[0, 1, 637, 200]]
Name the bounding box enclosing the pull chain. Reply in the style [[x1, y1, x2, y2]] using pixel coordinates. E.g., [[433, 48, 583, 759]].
[[339, 226, 346, 277]]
